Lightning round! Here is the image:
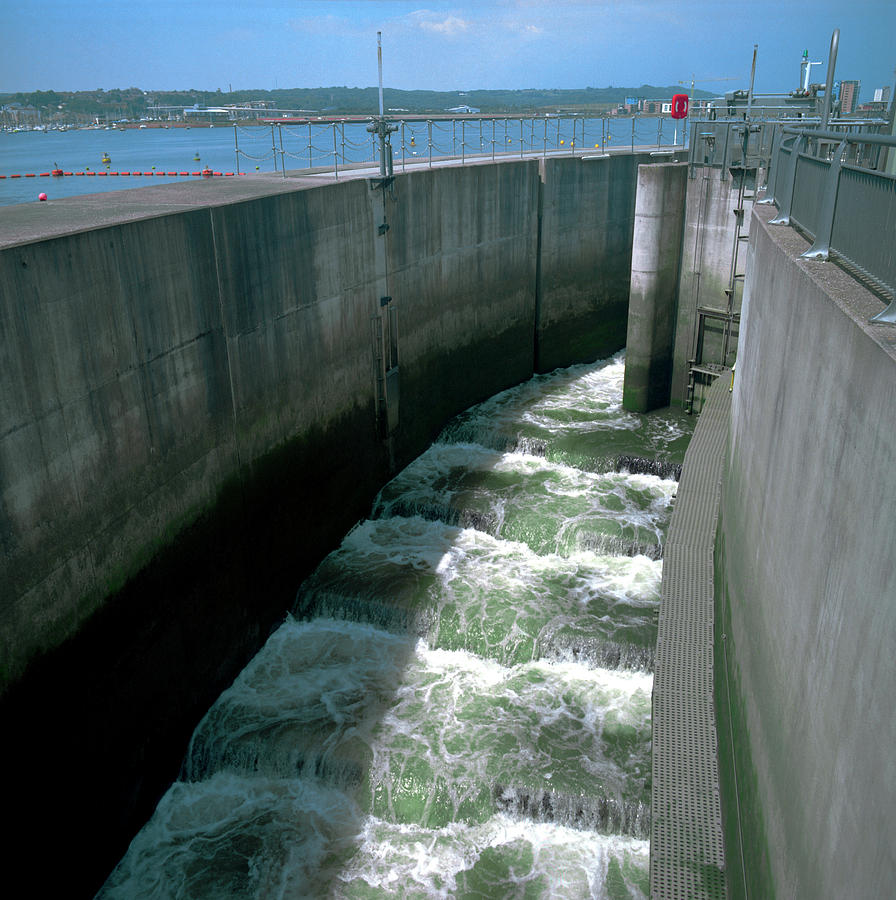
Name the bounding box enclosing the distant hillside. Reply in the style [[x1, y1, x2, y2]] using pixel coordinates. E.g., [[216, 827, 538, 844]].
[[0, 85, 716, 122]]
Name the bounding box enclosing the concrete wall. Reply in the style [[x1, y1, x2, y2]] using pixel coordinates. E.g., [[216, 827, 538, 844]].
[[716, 203, 896, 899], [537, 152, 680, 372], [0, 155, 644, 896], [670, 165, 756, 409], [383, 162, 540, 460], [0, 181, 386, 692], [623, 161, 687, 412]]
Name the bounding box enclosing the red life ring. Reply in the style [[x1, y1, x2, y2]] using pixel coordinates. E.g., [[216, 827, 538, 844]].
[[671, 94, 689, 119]]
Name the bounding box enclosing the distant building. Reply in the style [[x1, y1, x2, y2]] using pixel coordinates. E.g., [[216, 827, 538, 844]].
[[856, 100, 889, 116], [873, 86, 891, 103], [839, 80, 860, 115], [445, 105, 480, 115]]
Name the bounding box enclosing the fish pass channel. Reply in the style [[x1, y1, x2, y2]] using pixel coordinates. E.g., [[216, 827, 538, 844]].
[[98, 353, 693, 899]]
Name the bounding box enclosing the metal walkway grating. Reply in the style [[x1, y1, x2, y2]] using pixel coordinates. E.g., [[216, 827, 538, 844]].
[[650, 372, 731, 899]]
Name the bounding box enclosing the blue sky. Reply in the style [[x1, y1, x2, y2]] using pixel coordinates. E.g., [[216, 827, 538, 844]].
[[3, 1, 894, 103]]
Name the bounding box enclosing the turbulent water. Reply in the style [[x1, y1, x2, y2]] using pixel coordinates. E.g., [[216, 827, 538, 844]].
[[98, 352, 692, 899]]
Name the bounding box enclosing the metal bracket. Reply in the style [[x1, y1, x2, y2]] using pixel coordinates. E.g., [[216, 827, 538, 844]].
[[800, 140, 847, 261], [870, 300, 896, 324], [769, 134, 806, 226]]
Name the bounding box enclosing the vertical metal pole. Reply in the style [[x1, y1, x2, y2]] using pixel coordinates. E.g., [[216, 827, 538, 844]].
[[462, 119, 466, 165], [428, 120, 433, 168], [271, 124, 278, 172], [520, 119, 523, 158], [493, 119, 496, 161], [280, 124, 286, 177], [746, 44, 758, 120], [401, 121, 406, 171], [377, 32, 384, 118], [234, 123, 240, 174], [333, 122, 339, 178], [377, 32, 387, 177], [821, 29, 839, 128], [543, 117, 548, 157], [308, 122, 312, 169], [631, 116, 635, 152]]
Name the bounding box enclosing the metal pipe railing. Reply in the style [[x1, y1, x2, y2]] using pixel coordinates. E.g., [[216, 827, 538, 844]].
[[767, 124, 896, 323]]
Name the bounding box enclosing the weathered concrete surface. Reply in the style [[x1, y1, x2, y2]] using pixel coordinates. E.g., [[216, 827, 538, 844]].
[[0, 160, 547, 896], [0, 179, 383, 691], [716, 203, 896, 899], [623, 161, 687, 412], [537, 152, 684, 372], [670, 166, 755, 408], [384, 161, 539, 461]]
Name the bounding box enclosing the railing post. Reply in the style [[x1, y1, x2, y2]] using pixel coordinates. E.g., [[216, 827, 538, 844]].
[[332, 122, 339, 179], [769, 134, 806, 226], [801, 140, 847, 260], [758, 124, 784, 204], [719, 122, 732, 181], [400, 121, 406, 171]]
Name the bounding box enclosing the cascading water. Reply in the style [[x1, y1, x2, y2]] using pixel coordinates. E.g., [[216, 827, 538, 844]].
[[98, 352, 692, 899]]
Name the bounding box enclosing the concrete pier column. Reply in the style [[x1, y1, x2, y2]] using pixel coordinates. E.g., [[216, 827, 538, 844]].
[[622, 162, 687, 412]]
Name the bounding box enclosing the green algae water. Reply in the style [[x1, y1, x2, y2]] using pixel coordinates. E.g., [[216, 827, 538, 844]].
[[98, 352, 692, 899]]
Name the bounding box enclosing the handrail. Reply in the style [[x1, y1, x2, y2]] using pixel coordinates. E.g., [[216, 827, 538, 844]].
[[766, 124, 896, 323], [780, 126, 896, 147]]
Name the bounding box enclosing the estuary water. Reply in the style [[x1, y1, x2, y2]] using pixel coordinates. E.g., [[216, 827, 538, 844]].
[[97, 353, 692, 899], [0, 116, 683, 207]]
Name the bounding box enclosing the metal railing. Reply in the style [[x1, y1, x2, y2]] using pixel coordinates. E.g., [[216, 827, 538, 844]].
[[687, 116, 888, 180], [763, 126, 896, 323], [230, 114, 688, 177]]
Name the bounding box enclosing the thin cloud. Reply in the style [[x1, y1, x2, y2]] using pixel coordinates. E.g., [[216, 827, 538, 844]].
[[409, 11, 472, 36]]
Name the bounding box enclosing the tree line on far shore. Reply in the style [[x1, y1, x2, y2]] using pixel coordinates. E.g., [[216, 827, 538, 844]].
[[1, 84, 715, 123]]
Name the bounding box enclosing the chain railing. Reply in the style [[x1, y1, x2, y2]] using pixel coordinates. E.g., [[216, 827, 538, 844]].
[[231, 115, 688, 178]]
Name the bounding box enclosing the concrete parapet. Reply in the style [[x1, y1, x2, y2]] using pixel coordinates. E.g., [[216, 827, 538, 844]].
[[623, 162, 687, 412]]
